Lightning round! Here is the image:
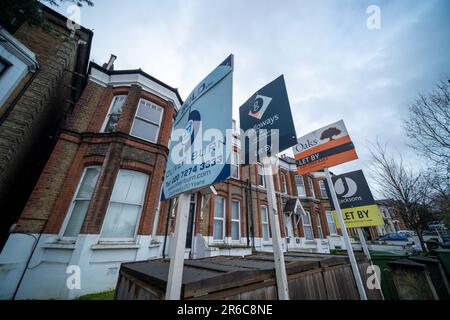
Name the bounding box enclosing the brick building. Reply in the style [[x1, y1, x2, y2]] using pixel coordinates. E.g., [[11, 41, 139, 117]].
[[0, 48, 356, 298], [158, 151, 347, 260], [0, 58, 182, 299], [0, 6, 93, 250], [376, 199, 408, 235], [0, 7, 364, 299]]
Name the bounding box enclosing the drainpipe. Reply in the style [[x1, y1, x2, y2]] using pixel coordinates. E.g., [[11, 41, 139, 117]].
[[244, 179, 251, 247], [162, 198, 174, 259], [248, 166, 256, 249], [275, 167, 287, 252], [151, 184, 164, 242]]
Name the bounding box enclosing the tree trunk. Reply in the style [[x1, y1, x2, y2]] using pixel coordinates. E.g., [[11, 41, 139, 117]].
[[416, 229, 428, 253]]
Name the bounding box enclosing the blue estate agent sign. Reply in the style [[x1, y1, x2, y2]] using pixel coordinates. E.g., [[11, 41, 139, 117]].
[[162, 55, 234, 200], [239, 75, 297, 163]]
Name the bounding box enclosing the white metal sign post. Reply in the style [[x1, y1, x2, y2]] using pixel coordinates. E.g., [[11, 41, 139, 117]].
[[165, 192, 191, 300], [263, 157, 290, 300], [163, 56, 234, 300], [324, 168, 367, 300], [239, 76, 297, 301], [357, 228, 371, 261], [356, 227, 384, 299]]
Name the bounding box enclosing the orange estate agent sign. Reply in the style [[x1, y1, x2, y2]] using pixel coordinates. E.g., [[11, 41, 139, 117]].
[[293, 120, 358, 175]]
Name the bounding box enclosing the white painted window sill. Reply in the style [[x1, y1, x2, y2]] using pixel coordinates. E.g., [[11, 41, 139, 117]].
[[42, 242, 76, 250], [209, 243, 250, 249], [149, 241, 161, 248], [91, 243, 141, 250], [205, 247, 220, 251]]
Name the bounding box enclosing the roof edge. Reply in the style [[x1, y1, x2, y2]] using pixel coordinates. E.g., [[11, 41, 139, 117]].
[[89, 62, 183, 105]]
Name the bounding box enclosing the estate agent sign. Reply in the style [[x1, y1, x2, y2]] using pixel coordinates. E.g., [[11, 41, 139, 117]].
[[162, 55, 234, 200], [293, 120, 358, 175], [239, 75, 297, 163], [325, 170, 384, 229]]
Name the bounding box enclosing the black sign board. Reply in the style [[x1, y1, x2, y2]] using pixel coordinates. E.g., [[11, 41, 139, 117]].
[[325, 170, 376, 210], [324, 170, 384, 228], [239, 75, 297, 163]]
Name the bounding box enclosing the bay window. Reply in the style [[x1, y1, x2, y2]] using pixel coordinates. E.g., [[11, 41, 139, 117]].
[[295, 175, 306, 197], [258, 163, 265, 188], [231, 200, 241, 241], [231, 150, 240, 179], [213, 196, 226, 241], [62, 166, 101, 238], [326, 211, 338, 235], [261, 206, 270, 241], [319, 180, 328, 199], [101, 170, 148, 240], [308, 177, 316, 199], [101, 95, 127, 133], [280, 173, 287, 193], [303, 211, 314, 240], [130, 98, 163, 143], [316, 214, 324, 239]]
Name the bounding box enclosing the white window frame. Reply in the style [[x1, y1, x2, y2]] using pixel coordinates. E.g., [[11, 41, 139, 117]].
[[280, 172, 287, 194], [319, 180, 328, 199], [326, 211, 338, 236], [231, 150, 240, 180], [308, 177, 316, 199], [231, 200, 241, 242], [303, 211, 314, 240], [60, 166, 101, 241], [295, 175, 306, 197], [100, 95, 127, 133], [316, 214, 324, 239], [0, 27, 38, 108], [258, 163, 265, 188], [261, 206, 270, 242], [0, 57, 11, 78], [213, 196, 226, 242], [100, 169, 149, 242], [130, 98, 164, 144]]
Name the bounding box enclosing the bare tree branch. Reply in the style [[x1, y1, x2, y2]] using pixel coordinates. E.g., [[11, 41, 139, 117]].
[[404, 80, 450, 168], [368, 141, 438, 251]]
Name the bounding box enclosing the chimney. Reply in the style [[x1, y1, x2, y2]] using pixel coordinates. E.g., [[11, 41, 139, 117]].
[[103, 54, 117, 71]]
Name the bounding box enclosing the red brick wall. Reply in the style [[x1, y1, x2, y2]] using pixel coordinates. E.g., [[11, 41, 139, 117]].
[[14, 76, 176, 236]]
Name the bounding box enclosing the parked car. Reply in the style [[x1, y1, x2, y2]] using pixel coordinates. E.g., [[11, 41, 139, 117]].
[[428, 221, 446, 232], [397, 230, 417, 237], [378, 233, 409, 241]]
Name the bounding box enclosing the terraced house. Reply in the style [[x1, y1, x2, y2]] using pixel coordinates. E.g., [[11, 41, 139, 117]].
[[0, 57, 182, 300], [159, 149, 347, 261], [0, 5, 350, 301], [0, 48, 351, 298]]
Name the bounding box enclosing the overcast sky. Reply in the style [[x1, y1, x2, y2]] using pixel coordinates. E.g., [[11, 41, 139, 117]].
[[53, 0, 449, 193]]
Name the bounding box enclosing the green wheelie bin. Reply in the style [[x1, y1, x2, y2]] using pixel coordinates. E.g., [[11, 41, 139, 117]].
[[370, 251, 409, 300], [433, 248, 450, 280]]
